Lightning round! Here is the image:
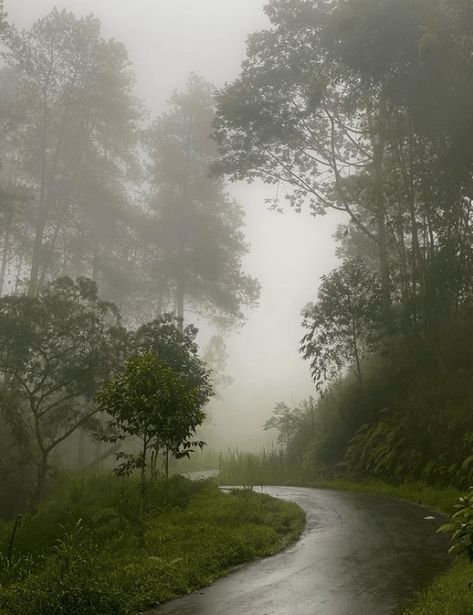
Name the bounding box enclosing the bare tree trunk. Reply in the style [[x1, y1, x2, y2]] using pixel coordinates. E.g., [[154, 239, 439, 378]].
[[33, 450, 49, 506], [368, 98, 391, 321], [77, 429, 86, 466], [29, 187, 48, 296], [29, 101, 50, 297], [352, 321, 363, 386], [176, 276, 185, 327], [138, 436, 149, 545], [373, 140, 391, 317], [0, 211, 13, 296]]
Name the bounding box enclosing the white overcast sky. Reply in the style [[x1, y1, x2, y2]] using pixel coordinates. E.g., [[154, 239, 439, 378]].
[[6, 0, 342, 447]]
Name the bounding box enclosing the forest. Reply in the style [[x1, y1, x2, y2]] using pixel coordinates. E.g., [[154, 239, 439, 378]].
[[215, 0, 473, 492], [2, 0, 473, 614]]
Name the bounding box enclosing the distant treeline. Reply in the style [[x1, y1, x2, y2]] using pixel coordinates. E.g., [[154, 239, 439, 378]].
[[0, 7, 258, 517], [0, 9, 259, 325]]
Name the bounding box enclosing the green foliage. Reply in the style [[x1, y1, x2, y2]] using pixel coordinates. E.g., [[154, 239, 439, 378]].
[[132, 314, 213, 409], [97, 351, 210, 479], [403, 560, 472, 615], [0, 473, 304, 614], [264, 402, 303, 451], [345, 419, 418, 482], [276, 317, 473, 490], [439, 489, 473, 563], [0, 286, 214, 513], [301, 258, 383, 387], [0, 277, 122, 500], [218, 449, 295, 486]]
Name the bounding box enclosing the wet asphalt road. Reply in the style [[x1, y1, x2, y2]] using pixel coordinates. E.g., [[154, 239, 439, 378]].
[[147, 486, 451, 615]]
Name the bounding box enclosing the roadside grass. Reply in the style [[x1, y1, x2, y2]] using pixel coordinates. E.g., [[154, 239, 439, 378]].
[[218, 459, 471, 615], [0, 474, 305, 615], [403, 559, 473, 615], [302, 478, 462, 514]]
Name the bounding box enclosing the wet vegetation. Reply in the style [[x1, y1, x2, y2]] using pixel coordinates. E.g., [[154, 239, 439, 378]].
[[0, 475, 304, 614], [2, 0, 473, 612]]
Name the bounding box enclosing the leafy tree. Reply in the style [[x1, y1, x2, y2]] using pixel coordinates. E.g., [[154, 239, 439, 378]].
[[214, 0, 473, 329], [132, 314, 213, 408], [96, 351, 210, 511], [264, 401, 302, 454], [202, 335, 233, 393], [145, 75, 260, 327], [213, 0, 394, 309], [2, 8, 140, 295], [301, 258, 382, 387], [0, 277, 121, 500]]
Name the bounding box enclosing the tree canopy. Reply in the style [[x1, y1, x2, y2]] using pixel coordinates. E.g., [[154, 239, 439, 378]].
[[97, 351, 210, 482], [214, 0, 473, 329], [301, 258, 382, 387], [0, 277, 122, 498], [144, 75, 260, 327]]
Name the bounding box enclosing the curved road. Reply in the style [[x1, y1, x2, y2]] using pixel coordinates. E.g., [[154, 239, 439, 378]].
[[148, 486, 451, 615]]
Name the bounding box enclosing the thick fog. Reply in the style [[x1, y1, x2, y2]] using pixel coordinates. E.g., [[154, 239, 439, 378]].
[[6, 0, 340, 448]]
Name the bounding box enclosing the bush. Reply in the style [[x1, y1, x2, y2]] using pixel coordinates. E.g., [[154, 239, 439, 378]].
[[439, 488, 473, 563]]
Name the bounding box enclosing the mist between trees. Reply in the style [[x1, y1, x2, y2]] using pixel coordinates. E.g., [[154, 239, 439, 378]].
[[0, 5, 260, 516], [0, 8, 259, 322], [212, 0, 473, 491], [2, 0, 473, 502], [2, 0, 473, 612]]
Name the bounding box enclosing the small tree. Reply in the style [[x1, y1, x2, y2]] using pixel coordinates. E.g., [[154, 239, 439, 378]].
[[0, 277, 121, 501], [301, 258, 382, 388], [96, 351, 211, 513], [264, 402, 302, 455]]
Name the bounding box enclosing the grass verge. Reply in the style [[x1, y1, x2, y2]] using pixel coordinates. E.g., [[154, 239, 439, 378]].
[[302, 478, 462, 514], [0, 474, 305, 615], [403, 559, 473, 615]]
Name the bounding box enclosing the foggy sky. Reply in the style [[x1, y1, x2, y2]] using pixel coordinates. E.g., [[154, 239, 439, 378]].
[[6, 0, 341, 447]]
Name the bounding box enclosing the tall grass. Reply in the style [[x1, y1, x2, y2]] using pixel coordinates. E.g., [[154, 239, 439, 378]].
[[217, 448, 305, 486], [0, 471, 305, 615]]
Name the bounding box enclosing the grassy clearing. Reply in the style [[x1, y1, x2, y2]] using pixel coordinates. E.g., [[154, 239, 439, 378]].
[[0, 474, 305, 615]]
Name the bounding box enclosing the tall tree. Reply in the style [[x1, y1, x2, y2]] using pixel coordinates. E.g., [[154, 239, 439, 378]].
[[0, 277, 122, 499], [2, 9, 140, 295], [213, 1, 393, 311], [145, 75, 260, 327], [215, 0, 473, 333], [301, 258, 382, 387]]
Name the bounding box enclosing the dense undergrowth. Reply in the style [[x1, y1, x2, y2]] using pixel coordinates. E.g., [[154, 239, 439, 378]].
[[0, 473, 304, 615], [217, 324, 473, 492]]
